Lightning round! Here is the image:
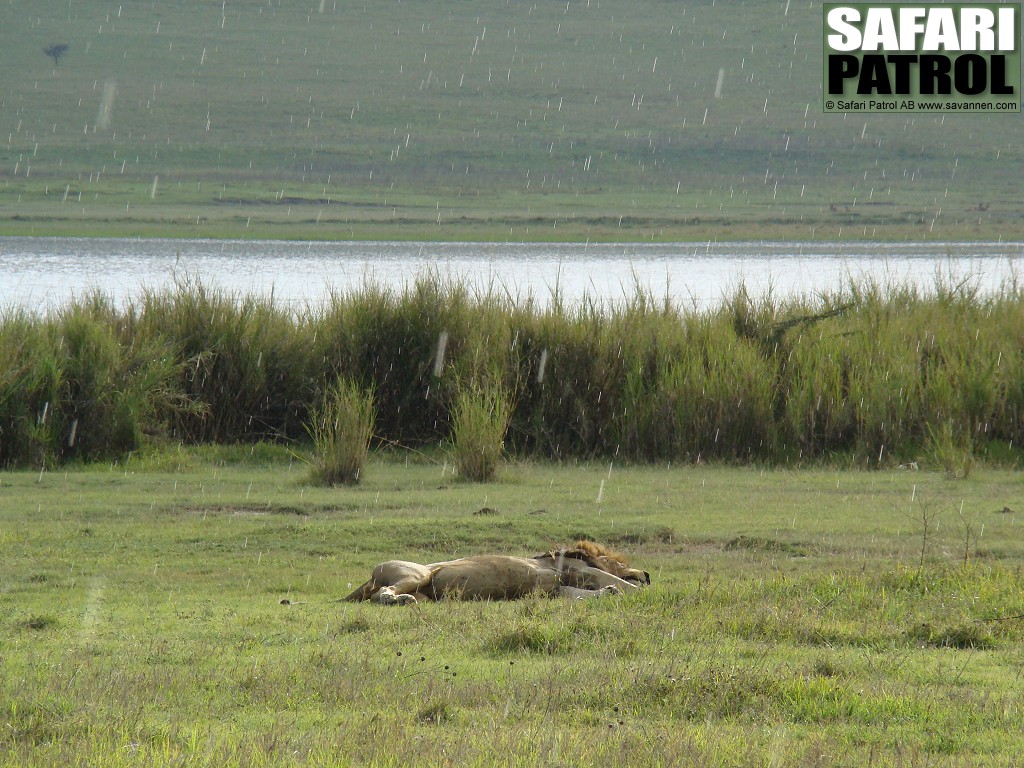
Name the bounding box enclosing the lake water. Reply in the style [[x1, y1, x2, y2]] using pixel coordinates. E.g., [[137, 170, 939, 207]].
[[2, 237, 1022, 313]]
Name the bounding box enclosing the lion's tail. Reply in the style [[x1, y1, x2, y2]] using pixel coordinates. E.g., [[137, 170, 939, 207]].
[[343, 580, 375, 602]]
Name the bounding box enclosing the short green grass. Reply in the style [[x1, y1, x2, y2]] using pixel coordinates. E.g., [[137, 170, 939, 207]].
[[2, 0, 1023, 240], [3, 446, 1024, 766]]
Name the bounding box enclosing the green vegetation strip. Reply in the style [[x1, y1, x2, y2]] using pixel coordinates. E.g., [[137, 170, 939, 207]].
[[3, 450, 1024, 765], [2, 274, 1023, 470]]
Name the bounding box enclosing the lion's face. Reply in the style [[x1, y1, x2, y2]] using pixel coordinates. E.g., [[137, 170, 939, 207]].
[[610, 562, 650, 586], [631, 569, 652, 586]]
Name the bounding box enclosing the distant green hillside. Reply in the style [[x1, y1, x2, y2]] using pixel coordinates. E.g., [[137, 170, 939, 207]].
[[1, 0, 1022, 241]]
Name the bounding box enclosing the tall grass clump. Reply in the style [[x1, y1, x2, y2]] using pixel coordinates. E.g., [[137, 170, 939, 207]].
[[0, 309, 61, 468], [307, 274, 495, 445], [610, 285, 780, 461], [138, 276, 313, 444], [925, 419, 975, 479], [2, 268, 1024, 468], [0, 295, 188, 468], [504, 299, 604, 458], [449, 378, 512, 482], [54, 299, 165, 461], [306, 377, 376, 486]]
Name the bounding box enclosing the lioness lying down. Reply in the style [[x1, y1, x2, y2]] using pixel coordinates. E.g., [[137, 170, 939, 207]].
[[345, 540, 650, 604]]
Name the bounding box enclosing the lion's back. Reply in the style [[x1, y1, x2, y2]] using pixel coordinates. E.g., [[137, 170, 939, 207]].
[[427, 555, 559, 600]]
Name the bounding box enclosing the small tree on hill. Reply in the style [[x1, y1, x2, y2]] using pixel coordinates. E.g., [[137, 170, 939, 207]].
[[44, 44, 69, 66]]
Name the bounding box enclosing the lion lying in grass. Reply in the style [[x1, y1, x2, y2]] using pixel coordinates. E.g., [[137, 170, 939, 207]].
[[345, 540, 650, 604]]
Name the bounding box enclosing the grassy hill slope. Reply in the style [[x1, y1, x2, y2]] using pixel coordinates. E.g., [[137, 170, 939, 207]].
[[1, 0, 1022, 240]]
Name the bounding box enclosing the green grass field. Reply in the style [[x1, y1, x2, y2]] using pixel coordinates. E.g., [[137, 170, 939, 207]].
[[4, 446, 1024, 766], [4, 3, 1024, 764], [2, 0, 1023, 241]]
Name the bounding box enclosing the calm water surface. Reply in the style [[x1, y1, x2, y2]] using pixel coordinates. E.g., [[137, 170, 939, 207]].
[[2, 237, 1022, 312]]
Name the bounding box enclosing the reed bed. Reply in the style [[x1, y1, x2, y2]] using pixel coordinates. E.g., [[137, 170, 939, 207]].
[[2, 271, 1022, 469]]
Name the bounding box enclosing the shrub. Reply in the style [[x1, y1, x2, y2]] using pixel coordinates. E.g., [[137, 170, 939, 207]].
[[924, 419, 974, 479], [449, 379, 511, 482], [306, 378, 376, 486]]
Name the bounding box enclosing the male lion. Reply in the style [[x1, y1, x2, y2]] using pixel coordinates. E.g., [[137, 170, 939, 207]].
[[344, 540, 651, 605]]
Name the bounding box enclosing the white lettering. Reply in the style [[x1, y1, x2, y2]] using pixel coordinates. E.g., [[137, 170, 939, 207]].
[[957, 9, 995, 51], [826, 5, 1019, 53], [999, 8, 1016, 51], [862, 7, 899, 51], [922, 8, 960, 51], [827, 7, 862, 51], [897, 8, 927, 51]]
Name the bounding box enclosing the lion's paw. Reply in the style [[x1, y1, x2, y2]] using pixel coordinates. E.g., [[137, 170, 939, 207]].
[[378, 589, 416, 606]]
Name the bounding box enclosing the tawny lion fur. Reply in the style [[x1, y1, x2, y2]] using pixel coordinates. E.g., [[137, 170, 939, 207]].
[[344, 540, 651, 605]]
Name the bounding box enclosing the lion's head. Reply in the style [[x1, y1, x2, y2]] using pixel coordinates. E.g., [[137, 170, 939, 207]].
[[540, 540, 651, 586]]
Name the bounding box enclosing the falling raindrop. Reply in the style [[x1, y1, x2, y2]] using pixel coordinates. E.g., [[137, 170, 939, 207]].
[[96, 80, 117, 130], [433, 331, 449, 377]]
